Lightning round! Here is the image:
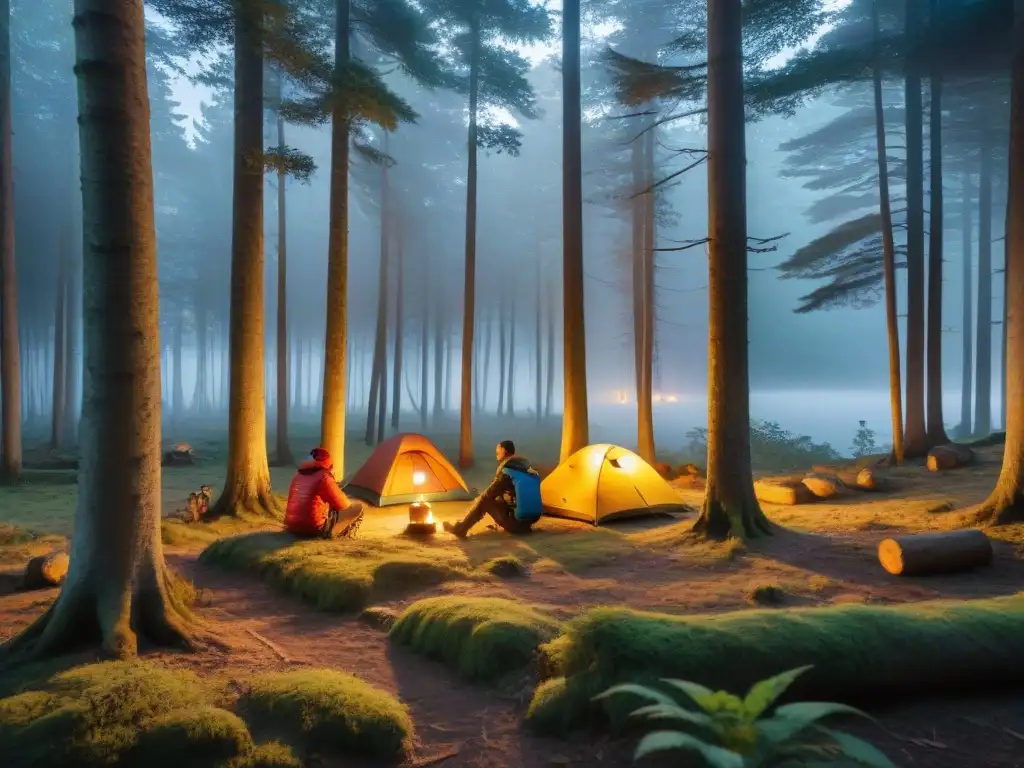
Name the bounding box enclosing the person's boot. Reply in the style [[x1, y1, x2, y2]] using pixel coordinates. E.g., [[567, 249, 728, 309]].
[[443, 520, 468, 539]]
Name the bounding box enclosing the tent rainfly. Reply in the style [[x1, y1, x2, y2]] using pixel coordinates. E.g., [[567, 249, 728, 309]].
[[344, 433, 473, 507], [541, 444, 687, 525]]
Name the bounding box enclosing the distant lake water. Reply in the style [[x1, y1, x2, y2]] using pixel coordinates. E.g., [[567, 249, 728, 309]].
[[587, 389, 1001, 457]]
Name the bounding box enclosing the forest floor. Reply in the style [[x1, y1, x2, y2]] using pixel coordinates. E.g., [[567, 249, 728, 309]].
[[2, 430, 1024, 766]]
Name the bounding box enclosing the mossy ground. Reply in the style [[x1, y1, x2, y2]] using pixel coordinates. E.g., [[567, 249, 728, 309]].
[[526, 594, 1024, 734], [390, 596, 562, 682], [0, 660, 410, 766]]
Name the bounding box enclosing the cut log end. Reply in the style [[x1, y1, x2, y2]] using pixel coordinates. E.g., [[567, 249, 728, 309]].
[[754, 478, 816, 506], [926, 444, 976, 472], [878, 529, 993, 576]]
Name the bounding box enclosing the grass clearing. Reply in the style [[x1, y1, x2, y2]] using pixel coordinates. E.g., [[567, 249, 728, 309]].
[[526, 594, 1024, 735], [390, 596, 563, 683], [201, 532, 474, 612], [161, 515, 280, 549], [241, 669, 413, 760]]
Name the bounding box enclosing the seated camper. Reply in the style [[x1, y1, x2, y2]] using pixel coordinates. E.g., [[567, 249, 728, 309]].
[[285, 448, 364, 539], [443, 440, 542, 538]]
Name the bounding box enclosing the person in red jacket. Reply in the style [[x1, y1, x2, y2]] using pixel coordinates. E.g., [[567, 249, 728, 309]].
[[284, 448, 364, 538]]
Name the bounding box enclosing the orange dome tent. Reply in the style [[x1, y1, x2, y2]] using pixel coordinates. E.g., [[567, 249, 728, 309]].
[[343, 433, 473, 507], [541, 444, 687, 524]]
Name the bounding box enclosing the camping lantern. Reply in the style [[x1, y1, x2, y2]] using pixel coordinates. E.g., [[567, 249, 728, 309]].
[[405, 501, 436, 536]]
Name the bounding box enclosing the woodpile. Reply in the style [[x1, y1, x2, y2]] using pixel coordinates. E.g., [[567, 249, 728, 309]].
[[878, 530, 993, 576], [23, 552, 70, 590], [163, 441, 196, 467], [754, 478, 816, 505], [926, 444, 975, 472]]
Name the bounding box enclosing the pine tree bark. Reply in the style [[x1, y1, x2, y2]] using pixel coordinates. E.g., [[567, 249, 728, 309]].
[[636, 123, 656, 464], [925, 0, 949, 447], [275, 79, 292, 466], [390, 220, 404, 430], [872, 0, 905, 464], [973, 5, 1024, 525], [3, 0, 200, 660], [319, 0, 350, 471], [903, 0, 928, 457], [210, 2, 279, 517], [693, 0, 771, 540], [0, 0, 20, 483], [458, 21, 481, 468], [506, 291, 516, 416], [975, 127, 993, 436], [51, 245, 68, 451], [960, 168, 973, 436], [560, 0, 589, 462]]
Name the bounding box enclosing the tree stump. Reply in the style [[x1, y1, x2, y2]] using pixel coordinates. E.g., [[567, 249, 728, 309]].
[[163, 441, 195, 467], [801, 473, 843, 499], [23, 552, 70, 590], [754, 478, 816, 505], [877, 530, 993, 576], [926, 444, 975, 472]]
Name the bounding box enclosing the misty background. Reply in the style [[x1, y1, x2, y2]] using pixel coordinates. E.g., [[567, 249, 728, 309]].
[[8, 0, 1007, 459]]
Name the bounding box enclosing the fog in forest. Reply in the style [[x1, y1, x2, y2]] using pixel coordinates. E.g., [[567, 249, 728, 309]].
[[6, 0, 1009, 461]]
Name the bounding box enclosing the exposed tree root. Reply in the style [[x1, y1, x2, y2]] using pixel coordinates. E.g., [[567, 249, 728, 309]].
[[692, 492, 775, 541], [970, 492, 1024, 526], [0, 568, 225, 664], [208, 484, 284, 521]]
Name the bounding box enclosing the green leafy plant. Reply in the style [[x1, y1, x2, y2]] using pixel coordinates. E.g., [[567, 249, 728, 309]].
[[596, 665, 895, 767]]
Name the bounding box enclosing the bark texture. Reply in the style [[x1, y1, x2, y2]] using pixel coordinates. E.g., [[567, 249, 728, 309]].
[[211, 4, 279, 517], [975, 127, 994, 436], [0, 0, 20, 482], [4, 0, 196, 659], [319, 0, 350, 470], [974, 6, 1024, 525], [559, 0, 589, 462], [275, 84, 292, 466], [960, 169, 973, 436], [693, 0, 771, 539]]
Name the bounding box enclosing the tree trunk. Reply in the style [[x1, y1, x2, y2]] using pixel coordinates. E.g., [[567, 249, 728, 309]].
[[319, 0, 350, 471], [534, 252, 542, 423], [636, 124, 656, 464], [419, 254, 429, 431], [62, 192, 82, 447], [0, 0, 20, 483], [902, 0, 928, 457], [432, 297, 443, 420], [545, 277, 555, 419], [482, 298, 493, 409], [560, 0, 589, 462], [391, 218, 404, 430], [275, 83, 292, 466], [506, 290, 516, 417], [51, 243, 68, 451], [975, 127, 993, 436], [171, 304, 184, 423], [497, 287, 506, 416], [458, 23, 481, 468], [692, 0, 770, 540], [925, 0, 948, 447], [1002, 193, 1010, 430], [4, 0, 199, 659], [192, 290, 207, 412], [210, 4, 278, 517], [960, 168, 973, 436], [365, 139, 390, 445]]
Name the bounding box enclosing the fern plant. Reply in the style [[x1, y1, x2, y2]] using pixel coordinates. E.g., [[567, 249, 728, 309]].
[[596, 665, 896, 767]]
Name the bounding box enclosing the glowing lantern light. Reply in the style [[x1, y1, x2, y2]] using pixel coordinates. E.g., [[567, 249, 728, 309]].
[[412, 471, 426, 486], [406, 501, 436, 536]]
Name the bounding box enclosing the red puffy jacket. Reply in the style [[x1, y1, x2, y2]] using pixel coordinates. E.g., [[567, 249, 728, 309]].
[[284, 458, 350, 536]]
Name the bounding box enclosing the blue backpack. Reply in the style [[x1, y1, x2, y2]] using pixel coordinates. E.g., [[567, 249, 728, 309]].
[[502, 468, 543, 522]]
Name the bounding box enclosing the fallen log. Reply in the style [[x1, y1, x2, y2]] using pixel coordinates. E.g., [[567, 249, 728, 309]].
[[855, 467, 888, 491], [927, 444, 975, 472], [754, 478, 816, 506], [23, 552, 70, 590], [801, 473, 843, 499], [878, 530, 993, 576]]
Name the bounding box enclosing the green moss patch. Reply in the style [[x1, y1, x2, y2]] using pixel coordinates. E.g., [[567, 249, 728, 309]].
[[241, 669, 413, 760], [526, 595, 1024, 735], [161, 515, 275, 549], [0, 661, 247, 767], [390, 596, 562, 683], [482, 554, 529, 578], [201, 532, 472, 612]]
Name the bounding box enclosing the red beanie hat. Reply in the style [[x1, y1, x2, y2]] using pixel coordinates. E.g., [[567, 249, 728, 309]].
[[310, 447, 331, 464]]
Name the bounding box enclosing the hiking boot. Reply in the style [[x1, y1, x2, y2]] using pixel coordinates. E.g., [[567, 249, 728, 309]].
[[443, 521, 468, 539]]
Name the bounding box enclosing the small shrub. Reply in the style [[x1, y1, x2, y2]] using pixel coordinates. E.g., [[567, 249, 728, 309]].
[[390, 596, 562, 682], [242, 669, 413, 760], [599, 665, 894, 766], [850, 421, 879, 458], [131, 707, 253, 767], [482, 554, 529, 578], [747, 582, 786, 607], [227, 741, 302, 768]]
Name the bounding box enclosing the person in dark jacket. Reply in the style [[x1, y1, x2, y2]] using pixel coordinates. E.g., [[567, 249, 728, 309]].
[[284, 448, 364, 538], [443, 440, 541, 538]]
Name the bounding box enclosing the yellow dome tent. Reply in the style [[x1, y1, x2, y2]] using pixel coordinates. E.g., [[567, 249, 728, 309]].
[[540, 444, 688, 525]]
